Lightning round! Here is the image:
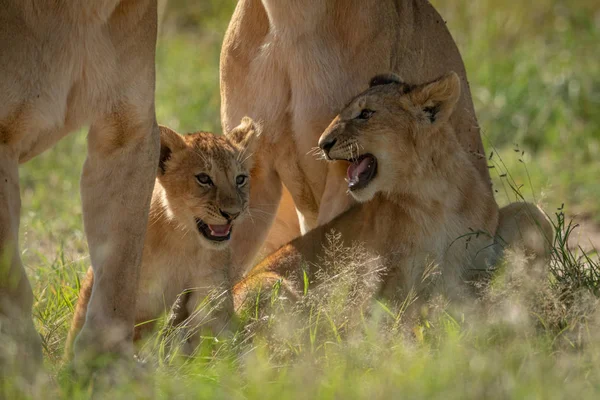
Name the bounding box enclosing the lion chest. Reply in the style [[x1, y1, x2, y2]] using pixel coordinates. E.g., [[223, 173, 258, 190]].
[[135, 248, 230, 322], [290, 35, 363, 143]]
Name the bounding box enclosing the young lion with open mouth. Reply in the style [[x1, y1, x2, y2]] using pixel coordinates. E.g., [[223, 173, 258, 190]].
[[66, 118, 258, 358], [233, 72, 552, 308]]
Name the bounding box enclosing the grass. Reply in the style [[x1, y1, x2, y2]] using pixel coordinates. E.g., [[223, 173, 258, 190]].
[[437, 0, 600, 217], [4, 0, 600, 398]]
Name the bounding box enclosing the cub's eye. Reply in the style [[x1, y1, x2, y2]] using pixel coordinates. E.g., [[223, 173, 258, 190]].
[[236, 175, 248, 187], [357, 109, 375, 120], [196, 173, 213, 186]]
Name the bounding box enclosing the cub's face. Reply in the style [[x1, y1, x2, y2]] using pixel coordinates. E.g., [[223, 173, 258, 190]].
[[318, 72, 461, 203], [158, 118, 258, 250]]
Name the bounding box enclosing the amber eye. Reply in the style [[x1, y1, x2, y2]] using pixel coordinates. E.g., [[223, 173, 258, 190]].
[[236, 175, 248, 187], [357, 109, 375, 120], [196, 173, 213, 186]]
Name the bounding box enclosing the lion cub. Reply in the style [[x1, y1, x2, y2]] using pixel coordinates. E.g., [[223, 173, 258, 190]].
[[234, 72, 552, 307], [66, 118, 258, 357]]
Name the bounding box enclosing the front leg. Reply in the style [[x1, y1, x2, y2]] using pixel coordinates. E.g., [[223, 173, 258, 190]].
[[0, 147, 42, 378], [316, 161, 355, 226], [178, 285, 235, 356], [230, 152, 284, 281], [74, 110, 159, 364], [72, 2, 159, 366]]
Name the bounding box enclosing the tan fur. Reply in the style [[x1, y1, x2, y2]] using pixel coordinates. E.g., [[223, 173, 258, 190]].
[[220, 0, 497, 280], [0, 0, 159, 371], [261, 187, 302, 257], [234, 72, 500, 308], [495, 202, 554, 275], [65, 121, 258, 359]]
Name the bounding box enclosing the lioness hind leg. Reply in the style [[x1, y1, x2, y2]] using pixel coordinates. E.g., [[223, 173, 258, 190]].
[[0, 147, 42, 379], [262, 186, 301, 255], [73, 114, 159, 367], [496, 202, 554, 273], [316, 161, 354, 226], [230, 160, 284, 281]]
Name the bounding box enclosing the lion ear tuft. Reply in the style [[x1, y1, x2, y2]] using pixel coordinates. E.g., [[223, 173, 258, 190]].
[[158, 125, 186, 174], [227, 117, 261, 155]]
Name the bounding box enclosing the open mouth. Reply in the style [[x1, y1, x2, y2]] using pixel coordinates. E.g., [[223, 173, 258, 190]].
[[346, 154, 378, 191], [195, 218, 232, 242]]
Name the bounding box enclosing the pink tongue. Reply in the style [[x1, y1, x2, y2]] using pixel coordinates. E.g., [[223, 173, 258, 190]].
[[208, 224, 231, 237], [347, 157, 372, 181]]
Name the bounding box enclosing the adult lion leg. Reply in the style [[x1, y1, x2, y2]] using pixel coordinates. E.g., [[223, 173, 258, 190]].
[[0, 147, 42, 378], [72, 1, 159, 366], [496, 202, 553, 273], [274, 137, 320, 234], [253, 138, 320, 261], [230, 157, 283, 281], [473, 202, 554, 280], [73, 112, 159, 365], [262, 186, 301, 255], [316, 161, 354, 226], [229, 144, 316, 280]]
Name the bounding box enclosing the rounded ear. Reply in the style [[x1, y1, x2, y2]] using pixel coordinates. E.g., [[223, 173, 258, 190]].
[[408, 71, 461, 125], [369, 73, 416, 95], [227, 117, 261, 155], [159, 125, 186, 174], [369, 73, 404, 87]]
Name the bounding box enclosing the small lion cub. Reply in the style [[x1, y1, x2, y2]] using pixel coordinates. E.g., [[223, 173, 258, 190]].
[[66, 118, 259, 358]]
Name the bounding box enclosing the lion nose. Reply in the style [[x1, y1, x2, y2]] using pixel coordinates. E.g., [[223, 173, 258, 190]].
[[319, 137, 337, 155], [220, 209, 240, 221]]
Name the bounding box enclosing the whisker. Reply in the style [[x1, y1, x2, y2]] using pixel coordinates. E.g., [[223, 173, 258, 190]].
[[236, 146, 248, 163], [240, 150, 254, 165], [248, 209, 278, 217], [191, 146, 209, 165], [245, 211, 271, 223]]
